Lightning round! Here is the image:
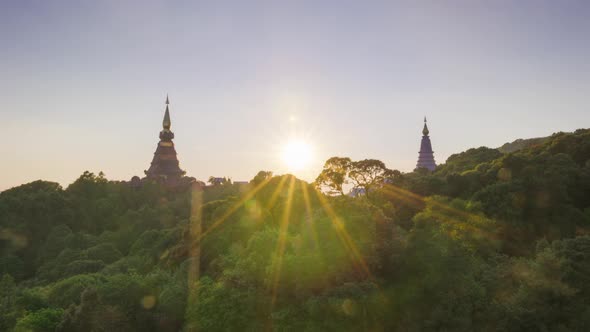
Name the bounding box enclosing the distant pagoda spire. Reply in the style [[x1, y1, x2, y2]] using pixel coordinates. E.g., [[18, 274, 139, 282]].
[[144, 95, 186, 183], [163, 104, 171, 130], [422, 116, 429, 135], [415, 117, 436, 172]]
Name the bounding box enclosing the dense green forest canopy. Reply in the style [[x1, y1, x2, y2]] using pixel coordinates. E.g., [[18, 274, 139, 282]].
[[1, 129, 589, 331], [498, 136, 550, 154]]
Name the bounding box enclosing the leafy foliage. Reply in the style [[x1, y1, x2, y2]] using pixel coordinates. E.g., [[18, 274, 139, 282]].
[[0, 129, 589, 331]]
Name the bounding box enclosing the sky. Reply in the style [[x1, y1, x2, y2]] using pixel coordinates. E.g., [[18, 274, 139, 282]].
[[1, 0, 589, 191]]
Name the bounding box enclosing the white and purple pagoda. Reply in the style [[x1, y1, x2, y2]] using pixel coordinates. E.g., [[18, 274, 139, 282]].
[[415, 117, 437, 172]]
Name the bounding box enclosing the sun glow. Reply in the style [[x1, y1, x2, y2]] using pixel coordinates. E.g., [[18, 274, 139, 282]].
[[281, 139, 313, 171]]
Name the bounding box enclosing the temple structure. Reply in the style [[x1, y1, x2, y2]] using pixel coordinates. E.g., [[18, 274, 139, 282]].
[[415, 117, 437, 171], [144, 96, 186, 184]]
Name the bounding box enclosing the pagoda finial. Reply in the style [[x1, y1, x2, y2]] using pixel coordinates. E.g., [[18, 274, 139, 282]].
[[163, 96, 171, 130], [422, 116, 429, 136]]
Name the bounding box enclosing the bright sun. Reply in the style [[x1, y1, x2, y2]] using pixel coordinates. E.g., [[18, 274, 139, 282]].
[[281, 140, 313, 171]]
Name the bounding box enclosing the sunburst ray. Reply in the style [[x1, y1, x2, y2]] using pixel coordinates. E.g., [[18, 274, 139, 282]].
[[270, 176, 296, 308], [199, 177, 274, 241], [300, 181, 320, 250], [312, 189, 372, 279]]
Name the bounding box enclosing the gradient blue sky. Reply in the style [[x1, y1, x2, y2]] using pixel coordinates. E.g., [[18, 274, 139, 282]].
[[1, 0, 589, 190]]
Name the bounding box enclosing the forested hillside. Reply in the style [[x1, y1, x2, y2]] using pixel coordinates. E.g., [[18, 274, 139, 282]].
[[497, 136, 549, 153], [1, 129, 589, 331]]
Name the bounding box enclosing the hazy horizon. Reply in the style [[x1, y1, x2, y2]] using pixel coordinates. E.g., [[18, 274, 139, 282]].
[[2, 0, 589, 191]]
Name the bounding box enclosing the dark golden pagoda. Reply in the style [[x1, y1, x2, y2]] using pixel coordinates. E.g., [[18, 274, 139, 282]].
[[145, 95, 186, 183]]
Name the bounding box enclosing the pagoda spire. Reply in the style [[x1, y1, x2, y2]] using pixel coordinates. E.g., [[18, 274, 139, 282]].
[[422, 116, 429, 136], [163, 95, 171, 130], [415, 117, 436, 172]]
